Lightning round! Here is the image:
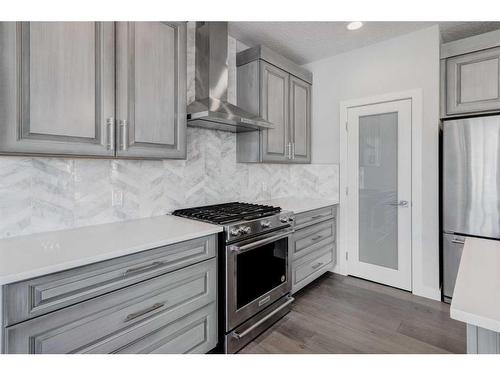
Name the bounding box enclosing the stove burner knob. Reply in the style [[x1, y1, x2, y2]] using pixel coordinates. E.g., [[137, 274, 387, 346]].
[[240, 226, 251, 234], [261, 220, 271, 228], [230, 228, 240, 236], [279, 216, 288, 223]]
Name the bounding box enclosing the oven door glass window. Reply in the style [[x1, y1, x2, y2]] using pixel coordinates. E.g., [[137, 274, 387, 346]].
[[236, 237, 288, 309]]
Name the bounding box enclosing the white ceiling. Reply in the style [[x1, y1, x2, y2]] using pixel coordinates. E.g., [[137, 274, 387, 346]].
[[228, 22, 500, 64]]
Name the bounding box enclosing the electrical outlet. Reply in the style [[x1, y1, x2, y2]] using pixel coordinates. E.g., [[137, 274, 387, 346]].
[[112, 189, 124, 207]]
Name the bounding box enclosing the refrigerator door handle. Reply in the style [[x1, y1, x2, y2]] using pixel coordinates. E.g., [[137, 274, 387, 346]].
[[451, 237, 465, 245]]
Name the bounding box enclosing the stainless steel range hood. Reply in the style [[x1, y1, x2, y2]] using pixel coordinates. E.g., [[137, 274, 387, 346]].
[[187, 22, 273, 133]]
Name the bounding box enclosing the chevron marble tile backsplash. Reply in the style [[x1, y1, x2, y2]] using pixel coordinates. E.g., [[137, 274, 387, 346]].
[[0, 128, 339, 239]]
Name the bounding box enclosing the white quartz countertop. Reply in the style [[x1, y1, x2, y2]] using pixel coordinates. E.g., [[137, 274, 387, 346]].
[[450, 237, 500, 333], [257, 196, 339, 214], [0, 215, 222, 285]]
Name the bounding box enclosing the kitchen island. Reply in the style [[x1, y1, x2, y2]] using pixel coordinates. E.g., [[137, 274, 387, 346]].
[[450, 237, 500, 354]]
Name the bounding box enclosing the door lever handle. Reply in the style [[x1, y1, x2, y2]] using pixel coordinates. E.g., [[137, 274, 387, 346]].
[[389, 200, 409, 207]]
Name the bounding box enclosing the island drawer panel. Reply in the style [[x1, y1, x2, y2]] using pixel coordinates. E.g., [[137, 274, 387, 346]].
[[4, 259, 216, 354], [294, 206, 335, 229], [4, 235, 216, 326]]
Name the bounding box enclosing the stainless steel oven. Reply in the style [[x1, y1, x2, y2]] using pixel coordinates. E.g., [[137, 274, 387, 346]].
[[225, 227, 293, 332], [172, 202, 295, 353]]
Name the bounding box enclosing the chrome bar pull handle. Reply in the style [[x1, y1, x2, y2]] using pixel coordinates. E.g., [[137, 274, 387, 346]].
[[124, 302, 165, 323], [229, 229, 293, 254], [106, 117, 115, 151], [312, 262, 324, 270], [120, 120, 129, 151], [123, 261, 165, 276], [291, 142, 295, 159]]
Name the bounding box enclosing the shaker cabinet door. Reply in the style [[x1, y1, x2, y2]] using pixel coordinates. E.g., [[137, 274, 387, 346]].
[[115, 22, 187, 159], [259, 61, 290, 162], [289, 76, 311, 163], [446, 46, 500, 115], [0, 22, 115, 156]]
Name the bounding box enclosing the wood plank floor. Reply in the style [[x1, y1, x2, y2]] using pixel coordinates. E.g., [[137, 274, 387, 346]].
[[239, 273, 466, 354]]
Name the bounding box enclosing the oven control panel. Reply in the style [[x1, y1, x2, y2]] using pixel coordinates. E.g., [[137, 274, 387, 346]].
[[225, 211, 295, 242]]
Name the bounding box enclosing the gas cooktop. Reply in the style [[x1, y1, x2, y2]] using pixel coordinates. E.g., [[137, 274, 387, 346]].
[[171, 202, 281, 225]]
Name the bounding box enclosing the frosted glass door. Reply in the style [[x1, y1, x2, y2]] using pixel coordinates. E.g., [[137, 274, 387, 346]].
[[359, 112, 398, 269], [347, 99, 412, 290]]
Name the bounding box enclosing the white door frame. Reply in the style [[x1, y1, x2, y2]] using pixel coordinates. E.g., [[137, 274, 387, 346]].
[[338, 89, 429, 298], [347, 99, 412, 290]]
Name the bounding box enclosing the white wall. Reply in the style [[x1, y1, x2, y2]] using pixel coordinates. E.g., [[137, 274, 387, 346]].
[[304, 26, 441, 299]]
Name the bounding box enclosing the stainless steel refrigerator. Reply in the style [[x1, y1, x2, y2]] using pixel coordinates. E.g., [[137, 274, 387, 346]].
[[442, 115, 500, 303]]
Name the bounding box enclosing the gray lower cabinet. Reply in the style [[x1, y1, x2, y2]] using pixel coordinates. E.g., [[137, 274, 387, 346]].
[[4, 235, 215, 326], [445, 46, 500, 116], [236, 45, 312, 164], [0, 21, 187, 159], [2, 235, 218, 354], [291, 206, 337, 294]]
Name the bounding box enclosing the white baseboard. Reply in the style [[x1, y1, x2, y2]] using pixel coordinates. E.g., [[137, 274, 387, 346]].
[[327, 269, 442, 302], [412, 285, 441, 301]]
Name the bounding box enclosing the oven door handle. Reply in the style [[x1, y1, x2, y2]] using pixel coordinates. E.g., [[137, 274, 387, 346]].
[[229, 229, 293, 254], [232, 296, 295, 340]]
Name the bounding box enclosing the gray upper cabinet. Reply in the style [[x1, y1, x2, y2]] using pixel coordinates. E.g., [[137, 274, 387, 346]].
[[0, 21, 187, 159], [289, 75, 311, 163], [0, 22, 115, 156], [260, 61, 290, 162], [445, 46, 500, 115], [236, 45, 312, 164], [115, 22, 186, 159]]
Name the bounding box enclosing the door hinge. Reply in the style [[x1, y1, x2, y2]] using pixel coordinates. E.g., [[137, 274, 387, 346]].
[[345, 186, 349, 195], [345, 121, 348, 132], [345, 252, 348, 261]]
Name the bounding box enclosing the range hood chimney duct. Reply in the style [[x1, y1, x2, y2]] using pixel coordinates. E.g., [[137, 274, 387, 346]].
[[187, 22, 273, 132]]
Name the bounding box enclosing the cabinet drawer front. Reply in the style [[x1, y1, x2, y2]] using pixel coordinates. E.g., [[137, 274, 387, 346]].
[[294, 206, 335, 229], [5, 259, 216, 354], [293, 219, 335, 260], [4, 235, 216, 326], [111, 303, 217, 354], [293, 247, 333, 285]]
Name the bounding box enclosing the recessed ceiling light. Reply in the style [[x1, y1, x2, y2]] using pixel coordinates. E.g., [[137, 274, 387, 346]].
[[347, 21, 363, 31]]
